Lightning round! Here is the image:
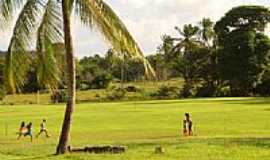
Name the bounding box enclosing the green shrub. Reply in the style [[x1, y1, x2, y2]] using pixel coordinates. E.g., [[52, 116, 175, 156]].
[[51, 90, 67, 103], [92, 73, 112, 89], [107, 88, 126, 100], [125, 85, 140, 92], [254, 71, 270, 96], [0, 87, 5, 101], [151, 85, 178, 99], [215, 86, 231, 97], [196, 84, 216, 97]]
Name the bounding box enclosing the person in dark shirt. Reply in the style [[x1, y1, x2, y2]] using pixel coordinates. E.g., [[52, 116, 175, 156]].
[[183, 113, 193, 136], [24, 122, 33, 142]]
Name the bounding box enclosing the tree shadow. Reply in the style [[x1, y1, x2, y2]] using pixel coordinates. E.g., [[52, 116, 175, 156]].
[[13, 154, 56, 160], [120, 137, 270, 150], [206, 137, 270, 149]]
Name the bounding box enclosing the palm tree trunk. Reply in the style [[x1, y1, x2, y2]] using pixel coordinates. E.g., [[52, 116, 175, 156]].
[[56, 0, 76, 154]]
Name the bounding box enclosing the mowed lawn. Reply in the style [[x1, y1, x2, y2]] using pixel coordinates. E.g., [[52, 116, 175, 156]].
[[0, 98, 270, 160]]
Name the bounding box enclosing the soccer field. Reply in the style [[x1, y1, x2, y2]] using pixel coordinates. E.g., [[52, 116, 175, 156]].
[[0, 97, 270, 160]]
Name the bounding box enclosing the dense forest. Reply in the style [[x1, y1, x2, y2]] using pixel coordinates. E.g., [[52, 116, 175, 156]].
[[0, 5, 270, 98]]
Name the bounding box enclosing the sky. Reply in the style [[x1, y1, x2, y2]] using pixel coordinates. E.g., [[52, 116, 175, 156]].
[[0, 0, 270, 58]]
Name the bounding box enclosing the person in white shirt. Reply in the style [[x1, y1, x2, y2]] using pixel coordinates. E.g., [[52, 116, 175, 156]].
[[36, 119, 50, 138]]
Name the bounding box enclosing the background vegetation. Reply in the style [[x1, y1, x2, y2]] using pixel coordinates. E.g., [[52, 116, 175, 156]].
[[0, 6, 269, 103]]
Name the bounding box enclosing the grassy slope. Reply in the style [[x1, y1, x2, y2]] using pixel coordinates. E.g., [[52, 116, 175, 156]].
[[0, 97, 270, 160], [2, 79, 184, 105]]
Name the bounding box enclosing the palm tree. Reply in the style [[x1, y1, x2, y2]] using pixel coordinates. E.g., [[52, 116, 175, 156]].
[[171, 24, 200, 54], [198, 18, 219, 94], [0, 0, 154, 154], [198, 18, 215, 47], [170, 24, 201, 97]]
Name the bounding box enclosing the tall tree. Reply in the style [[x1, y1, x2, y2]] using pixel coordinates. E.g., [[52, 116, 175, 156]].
[[171, 24, 202, 97], [214, 5, 270, 96], [0, 0, 154, 154], [196, 18, 218, 96], [199, 18, 215, 47], [156, 35, 175, 79]]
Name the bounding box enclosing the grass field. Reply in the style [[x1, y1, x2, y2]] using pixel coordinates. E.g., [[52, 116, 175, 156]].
[[0, 97, 270, 160]]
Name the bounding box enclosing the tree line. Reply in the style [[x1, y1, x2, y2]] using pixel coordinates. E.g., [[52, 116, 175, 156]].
[[148, 5, 270, 97], [0, 5, 270, 98]]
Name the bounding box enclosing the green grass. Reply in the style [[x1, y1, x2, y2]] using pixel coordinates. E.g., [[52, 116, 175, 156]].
[[0, 97, 270, 159]]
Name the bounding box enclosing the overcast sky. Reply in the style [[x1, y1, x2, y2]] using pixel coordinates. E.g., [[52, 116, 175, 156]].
[[0, 0, 269, 58]]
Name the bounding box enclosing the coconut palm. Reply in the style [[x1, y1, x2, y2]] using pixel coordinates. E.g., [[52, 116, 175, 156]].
[[171, 24, 200, 54], [199, 18, 215, 47], [0, 0, 154, 154]]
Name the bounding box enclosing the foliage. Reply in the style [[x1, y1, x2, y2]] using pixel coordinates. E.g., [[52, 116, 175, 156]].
[[215, 6, 270, 96], [169, 19, 218, 97], [90, 72, 112, 89], [22, 70, 42, 93], [50, 90, 67, 104], [214, 85, 231, 97], [2, 79, 184, 104], [107, 87, 126, 100], [0, 56, 4, 86], [0, 0, 154, 93], [147, 53, 169, 80], [125, 85, 140, 92], [0, 4, 270, 100], [151, 85, 178, 99], [254, 71, 270, 96], [0, 86, 5, 100]]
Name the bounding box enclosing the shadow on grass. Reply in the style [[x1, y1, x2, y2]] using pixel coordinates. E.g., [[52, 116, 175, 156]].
[[17, 154, 56, 160], [206, 137, 270, 149], [121, 137, 270, 149]]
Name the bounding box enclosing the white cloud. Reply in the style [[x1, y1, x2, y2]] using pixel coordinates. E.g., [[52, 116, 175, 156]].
[[74, 0, 269, 57], [0, 0, 269, 58]]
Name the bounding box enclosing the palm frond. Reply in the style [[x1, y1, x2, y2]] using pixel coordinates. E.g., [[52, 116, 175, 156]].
[[0, 0, 25, 22], [36, 0, 63, 91], [74, 0, 93, 27], [4, 0, 45, 93], [75, 0, 155, 79]]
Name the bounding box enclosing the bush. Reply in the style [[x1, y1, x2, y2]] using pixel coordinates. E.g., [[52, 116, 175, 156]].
[[179, 83, 194, 98], [51, 90, 67, 103], [0, 87, 5, 101], [107, 88, 126, 100], [254, 71, 270, 96], [152, 85, 178, 99], [125, 86, 140, 92], [254, 82, 270, 96], [215, 86, 231, 97], [196, 84, 216, 97], [90, 73, 113, 89]]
